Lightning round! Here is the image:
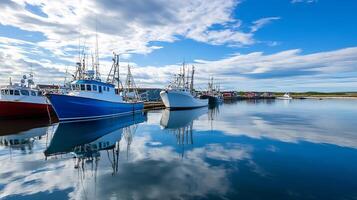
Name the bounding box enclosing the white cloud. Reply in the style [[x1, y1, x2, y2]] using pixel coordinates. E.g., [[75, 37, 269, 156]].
[[0, 0, 263, 86], [0, 0, 250, 55], [291, 0, 318, 3], [131, 47, 357, 91], [0, 0, 355, 92], [250, 17, 281, 33]]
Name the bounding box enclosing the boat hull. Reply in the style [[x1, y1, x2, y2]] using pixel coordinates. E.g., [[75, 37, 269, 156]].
[[160, 90, 208, 109], [277, 97, 293, 100], [200, 95, 223, 105], [47, 94, 144, 121], [0, 101, 55, 119]]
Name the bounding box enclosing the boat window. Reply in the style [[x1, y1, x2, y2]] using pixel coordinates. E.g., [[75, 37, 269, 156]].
[[99, 86, 102, 93], [31, 91, 36, 96], [9, 90, 14, 95], [14, 90, 20, 96], [1, 90, 4, 95], [38, 91, 43, 96], [80, 84, 85, 91], [20, 90, 29, 96], [107, 87, 110, 92], [86, 84, 92, 91], [93, 85, 97, 91], [4, 89, 9, 95]]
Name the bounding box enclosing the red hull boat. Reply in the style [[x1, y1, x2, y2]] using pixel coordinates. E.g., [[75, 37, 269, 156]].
[[0, 74, 57, 120], [0, 101, 55, 119]]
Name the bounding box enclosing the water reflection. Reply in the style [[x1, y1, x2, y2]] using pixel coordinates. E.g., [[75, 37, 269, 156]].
[[0, 119, 51, 154], [0, 118, 50, 137], [0, 100, 357, 200], [194, 100, 357, 149], [160, 107, 207, 145], [160, 107, 207, 129], [45, 114, 146, 156]]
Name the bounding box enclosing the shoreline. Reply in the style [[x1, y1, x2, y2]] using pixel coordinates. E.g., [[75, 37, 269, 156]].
[[294, 96, 357, 100]]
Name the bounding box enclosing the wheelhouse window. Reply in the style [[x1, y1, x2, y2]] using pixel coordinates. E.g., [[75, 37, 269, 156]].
[[9, 90, 14, 95], [80, 84, 85, 91], [4, 90, 9, 95], [38, 91, 43, 96], [99, 86, 102, 93], [31, 91, 36, 96], [86, 84, 92, 91], [93, 85, 97, 91], [21, 90, 29, 96], [1, 90, 4, 95], [14, 90, 20, 96]]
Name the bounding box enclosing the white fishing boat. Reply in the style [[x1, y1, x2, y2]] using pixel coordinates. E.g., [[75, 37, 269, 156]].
[[277, 93, 293, 100], [160, 65, 208, 109]]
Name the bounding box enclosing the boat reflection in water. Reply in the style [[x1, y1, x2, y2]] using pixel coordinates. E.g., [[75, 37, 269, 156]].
[[160, 107, 207, 129], [160, 107, 207, 156], [45, 113, 146, 176], [45, 113, 146, 157], [0, 118, 52, 152]]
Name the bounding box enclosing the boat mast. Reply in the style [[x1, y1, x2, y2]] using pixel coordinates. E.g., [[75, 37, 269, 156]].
[[107, 52, 122, 94], [190, 65, 195, 92], [117, 54, 120, 92], [124, 64, 140, 101], [182, 62, 185, 89], [95, 18, 100, 80]]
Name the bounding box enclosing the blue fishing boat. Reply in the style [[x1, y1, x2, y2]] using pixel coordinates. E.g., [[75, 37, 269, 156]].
[[47, 52, 143, 121]]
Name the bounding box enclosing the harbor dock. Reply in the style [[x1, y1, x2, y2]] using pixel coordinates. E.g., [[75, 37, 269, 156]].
[[144, 101, 165, 110]]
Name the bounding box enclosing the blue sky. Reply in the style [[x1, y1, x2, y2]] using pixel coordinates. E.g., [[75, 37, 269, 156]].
[[0, 0, 356, 91]]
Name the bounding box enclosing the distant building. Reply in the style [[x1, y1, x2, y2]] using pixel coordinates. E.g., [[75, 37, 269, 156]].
[[222, 91, 235, 100]]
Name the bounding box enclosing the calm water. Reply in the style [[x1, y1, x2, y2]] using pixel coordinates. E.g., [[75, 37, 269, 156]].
[[0, 99, 357, 200]]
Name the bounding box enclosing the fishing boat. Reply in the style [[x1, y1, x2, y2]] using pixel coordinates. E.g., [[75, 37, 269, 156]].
[[277, 93, 293, 100], [0, 74, 55, 119], [200, 77, 223, 105], [47, 53, 144, 122], [160, 64, 208, 109]]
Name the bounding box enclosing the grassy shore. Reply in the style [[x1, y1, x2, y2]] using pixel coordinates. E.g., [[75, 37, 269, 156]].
[[275, 92, 357, 98]]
